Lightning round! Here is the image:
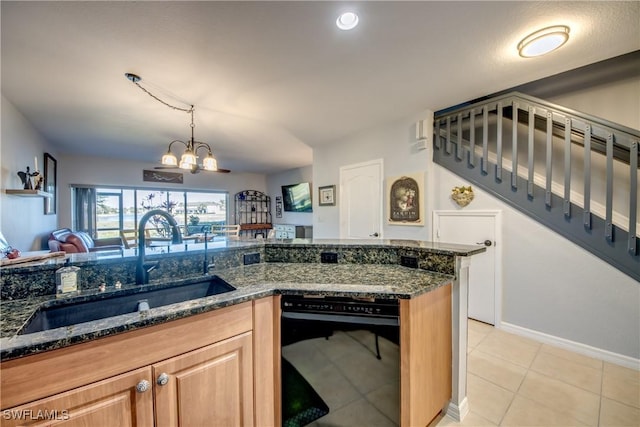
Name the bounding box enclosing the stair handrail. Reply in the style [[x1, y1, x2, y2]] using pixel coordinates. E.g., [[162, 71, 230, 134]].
[[435, 91, 640, 152], [432, 91, 639, 281]]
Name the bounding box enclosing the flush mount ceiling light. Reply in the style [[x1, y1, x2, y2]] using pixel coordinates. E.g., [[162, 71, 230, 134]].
[[124, 73, 229, 174], [518, 25, 570, 58], [336, 11, 359, 30]]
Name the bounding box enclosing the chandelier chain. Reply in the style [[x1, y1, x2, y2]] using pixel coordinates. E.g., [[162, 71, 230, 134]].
[[132, 81, 193, 114]]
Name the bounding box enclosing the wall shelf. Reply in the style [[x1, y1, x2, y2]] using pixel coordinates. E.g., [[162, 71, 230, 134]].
[[239, 223, 273, 231], [5, 189, 52, 198]]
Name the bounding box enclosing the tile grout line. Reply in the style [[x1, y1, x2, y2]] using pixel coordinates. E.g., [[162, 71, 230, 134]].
[[499, 333, 541, 426], [597, 360, 606, 427]]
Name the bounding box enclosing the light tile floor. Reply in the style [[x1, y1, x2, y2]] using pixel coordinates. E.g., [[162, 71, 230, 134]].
[[282, 320, 640, 427], [434, 320, 640, 427]]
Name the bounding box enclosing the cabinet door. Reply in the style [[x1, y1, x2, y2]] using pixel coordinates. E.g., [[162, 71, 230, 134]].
[[1, 367, 153, 427], [154, 332, 254, 427]]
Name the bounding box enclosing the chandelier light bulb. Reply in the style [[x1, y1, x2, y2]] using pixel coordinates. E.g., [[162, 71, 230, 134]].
[[161, 151, 178, 166], [202, 154, 218, 171], [518, 25, 570, 58], [180, 150, 197, 167]]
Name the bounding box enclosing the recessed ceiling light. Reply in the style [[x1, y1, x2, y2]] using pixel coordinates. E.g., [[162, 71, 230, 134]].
[[336, 12, 359, 30], [518, 25, 570, 58]]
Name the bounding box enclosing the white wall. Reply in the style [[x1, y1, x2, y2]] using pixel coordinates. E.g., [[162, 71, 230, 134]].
[[1, 96, 58, 251], [542, 73, 640, 131], [57, 154, 268, 228], [266, 165, 313, 226], [313, 110, 433, 239]]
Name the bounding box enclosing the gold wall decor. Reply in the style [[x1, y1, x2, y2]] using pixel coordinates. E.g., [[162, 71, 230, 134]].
[[451, 185, 474, 207]]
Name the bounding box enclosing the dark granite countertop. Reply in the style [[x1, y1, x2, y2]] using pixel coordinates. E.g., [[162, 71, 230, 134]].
[[0, 238, 484, 272], [268, 238, 486, 256], [0, 239, 264, 272], [0, 263, 452, 360]]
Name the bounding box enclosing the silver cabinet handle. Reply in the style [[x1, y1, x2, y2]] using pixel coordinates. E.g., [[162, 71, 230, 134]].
[[157, 373, 169, 386], [136, 379, 151, 393], [476, 240, 492, 246], [369, 232, 379, 237]]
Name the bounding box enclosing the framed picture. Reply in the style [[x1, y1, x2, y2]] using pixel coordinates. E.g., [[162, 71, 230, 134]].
[[143, 169, 183, 184], [387, 172, 424, 226], [275, 196, 283, 218], [318, 185, 336, 206], [44, 152, 57, 215]]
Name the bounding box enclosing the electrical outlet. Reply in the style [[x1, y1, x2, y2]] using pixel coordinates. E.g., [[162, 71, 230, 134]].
[[400, 255, 418, 268], [243, 253, 261, 265], [320, 252, 338, 264]]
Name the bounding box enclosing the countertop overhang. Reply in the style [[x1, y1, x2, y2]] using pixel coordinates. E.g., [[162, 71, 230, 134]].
[[0, 238, 486, 271], [0, 263, 453, 360]]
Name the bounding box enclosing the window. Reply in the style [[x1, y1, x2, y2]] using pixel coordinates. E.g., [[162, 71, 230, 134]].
[[72, 186, 228, 239]]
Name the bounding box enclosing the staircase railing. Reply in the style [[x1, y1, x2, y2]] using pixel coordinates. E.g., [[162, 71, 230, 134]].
[[433, 92, 639, 281]]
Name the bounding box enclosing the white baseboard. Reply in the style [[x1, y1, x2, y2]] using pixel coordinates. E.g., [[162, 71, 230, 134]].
[[445, 397, 469, 422], [499, 321, 640, 370]]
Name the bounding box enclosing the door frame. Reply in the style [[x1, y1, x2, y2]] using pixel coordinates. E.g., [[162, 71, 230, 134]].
[[433, 210, 503, 326], [339, 158, 384, 239]]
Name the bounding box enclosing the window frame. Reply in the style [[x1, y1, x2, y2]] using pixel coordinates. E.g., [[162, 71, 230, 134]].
[[72, 185, 229, 238]]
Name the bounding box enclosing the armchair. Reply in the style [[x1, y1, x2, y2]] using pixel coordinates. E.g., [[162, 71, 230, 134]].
[[48, 228, 124, 253]]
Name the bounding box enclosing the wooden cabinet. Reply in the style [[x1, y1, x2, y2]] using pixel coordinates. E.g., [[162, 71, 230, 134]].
[[1, 367, 154, 427], [400, 283, 452, 427], [154, 332, 254, 427], [1, 299, 280, 427], [0, 284, 452, 427]]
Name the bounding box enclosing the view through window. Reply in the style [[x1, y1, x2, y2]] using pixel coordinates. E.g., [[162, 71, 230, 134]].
[[77, 187, 228, 239]]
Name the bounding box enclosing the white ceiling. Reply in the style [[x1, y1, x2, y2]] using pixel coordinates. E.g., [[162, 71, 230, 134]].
[[2, 1, 639, 174]]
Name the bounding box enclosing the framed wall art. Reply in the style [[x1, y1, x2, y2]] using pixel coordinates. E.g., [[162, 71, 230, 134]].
[[275, 196, 283, 218], [143, 169, 183, 184], [43, 152, 57, 215], [318, 185, 336, 206], [387, 172, 424, 226]]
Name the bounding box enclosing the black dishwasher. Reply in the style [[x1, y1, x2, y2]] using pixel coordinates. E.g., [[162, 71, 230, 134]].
[[280, 294, 400, 427]]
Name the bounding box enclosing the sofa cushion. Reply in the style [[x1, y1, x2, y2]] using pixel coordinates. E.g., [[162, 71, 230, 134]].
[[64, 233, 91, 252], [48, 229, 124, 253], [50, 228, 72, 242]]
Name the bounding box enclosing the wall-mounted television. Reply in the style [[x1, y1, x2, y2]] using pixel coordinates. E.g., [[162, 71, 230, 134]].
[[281, 182, 312, 212]]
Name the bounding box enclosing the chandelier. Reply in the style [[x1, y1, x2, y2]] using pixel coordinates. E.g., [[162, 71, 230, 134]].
[[125, 73, 221, 172], [161, 108, 218, 171]]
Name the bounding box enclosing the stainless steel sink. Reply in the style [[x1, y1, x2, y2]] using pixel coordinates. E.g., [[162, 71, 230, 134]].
[[18, 276, 236, 335]]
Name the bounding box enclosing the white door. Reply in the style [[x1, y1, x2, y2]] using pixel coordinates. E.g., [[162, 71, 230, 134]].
[[433, 211, 501, 325], [339, 159, 383, 239]]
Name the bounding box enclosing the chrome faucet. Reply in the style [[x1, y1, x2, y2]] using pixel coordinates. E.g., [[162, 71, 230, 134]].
[[136, 209, 183, 285]]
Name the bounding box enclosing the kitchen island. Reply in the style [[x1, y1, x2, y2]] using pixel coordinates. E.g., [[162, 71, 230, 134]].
[[0, 239, 484, 425]]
